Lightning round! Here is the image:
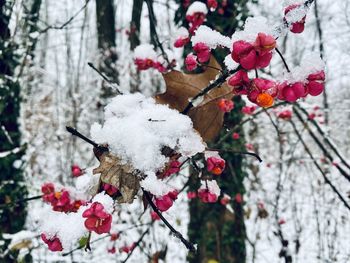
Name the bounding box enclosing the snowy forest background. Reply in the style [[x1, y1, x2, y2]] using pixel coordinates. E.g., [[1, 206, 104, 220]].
[[1, 0, 350, 262]]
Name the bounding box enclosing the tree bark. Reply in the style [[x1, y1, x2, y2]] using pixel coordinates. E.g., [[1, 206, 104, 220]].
[[95, 0, 118, 101]]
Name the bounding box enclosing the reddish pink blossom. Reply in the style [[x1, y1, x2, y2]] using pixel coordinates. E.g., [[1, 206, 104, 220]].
[[120, 243, 136, 253], [306, 70, 325, 96], [155, 194, 173, 212], [278, 82, 306, 102], [82, 202, 112, 234], [185, 53, 198, 71], [308, 113, 316, 120], [41, 233, 63, 252], [174, 37, 190, 48], [248, 78, 277, 107], [277, 109, 292, 120], [227, 70, 250, 95], [70, 200, 86, 213], [284, 4, 306, 34], [232, 132, 240, 140], [235, 193, 243, 203], [164, 161, 181, 177], [217, 99, 234, 113], [207, 156, 225, 175], [151, 211, 160, 221], [220, 194, 231, 205], [218, 7, 224, 15], [153, 62, 167, 73], [198, 189, 218, 203], [278, 218, 286, 225], [167, 190, 179, 201], [193, 42, 210, 63], [108, 247, 116, 254], [231, 40, 273, 70], [103, 183, 119, 196], [242, 105, 257, 115], [52, 190, 71, 212], [154, 190, 178, 212], [245, 143, 254, 151], [186, 13, 206, 34], [134, 58, 154, 71], [71, 165, 83, 177], [187, 191, 197, 199], [207, 0, 218, 10], [42, 183, 55, 203], [110, 233, 120, 241], [254, 33, 276, 53]]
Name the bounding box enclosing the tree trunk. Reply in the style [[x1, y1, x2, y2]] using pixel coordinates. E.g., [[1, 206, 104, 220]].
[[173, 0, 251, 262], [129, 0, 143, 93], [95, 0, 118, 101]]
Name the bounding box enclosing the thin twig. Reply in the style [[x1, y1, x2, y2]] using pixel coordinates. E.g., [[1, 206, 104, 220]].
[[142, 189, 196, 252], [66, 126, 108, 152], [275, 48, 290, 73], [121, 228, 151, 263], [181, 67, 241, 115], [39, 0, 91, 33], [0, 195, 43, 209], [87, 62, 122, 95], [144, 0, 170, 66], [289, 120, 350, 211], [207, 147, 262, 162]]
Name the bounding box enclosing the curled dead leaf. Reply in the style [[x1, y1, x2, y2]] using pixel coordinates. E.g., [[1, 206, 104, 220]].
[[93, 151, 140, 204]]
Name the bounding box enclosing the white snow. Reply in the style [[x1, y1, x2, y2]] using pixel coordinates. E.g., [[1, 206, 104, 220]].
[[90, 93, 205, 174], [224, 54, 239, 70], [140, 172, 173, 196], [92, 192, 114, 213], [40, 206, 87, 250], [231, 17, 274, 45], [186, 1, 208, 16], [200, 180, 221, 196], [175, 27, 189, 39], [284, 5, 307, 25], [191, 25, 231, 49], [281, 52, 325, 84], [75, 167, 100, 198], [133, 44, 157, 60]]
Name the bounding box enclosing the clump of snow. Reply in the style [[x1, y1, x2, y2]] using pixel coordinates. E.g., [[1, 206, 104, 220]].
[[158, 49, 176, 65], [75, 167, 100, 197], [200, 180, 221, 196], [204, 150, 221, 159], [282, 52, 325, 83], [231, 17, 274, 45], [133, 44, 157, 60], [40, 206, 87, 250], [90, 93, 205, 174], [224, 54, 239, 70], [284, 5, 307, 25], [140, 172, 173, 197], [92, 192, 114, 213], [175, 27, 189, 39], [186, 1, 208, 16], [191, 25, 231, 49], [283, 0, 304, 8]]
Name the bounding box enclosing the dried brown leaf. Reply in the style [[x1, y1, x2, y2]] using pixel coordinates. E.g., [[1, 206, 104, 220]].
[[93, 151, 140, 204], [155, 56, 233, 142]]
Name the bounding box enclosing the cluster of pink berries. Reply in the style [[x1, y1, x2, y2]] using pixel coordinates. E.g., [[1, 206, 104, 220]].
[[134, 57, 167, 73], [154, 190, 179, 212], [41, 183, 86, 213]]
